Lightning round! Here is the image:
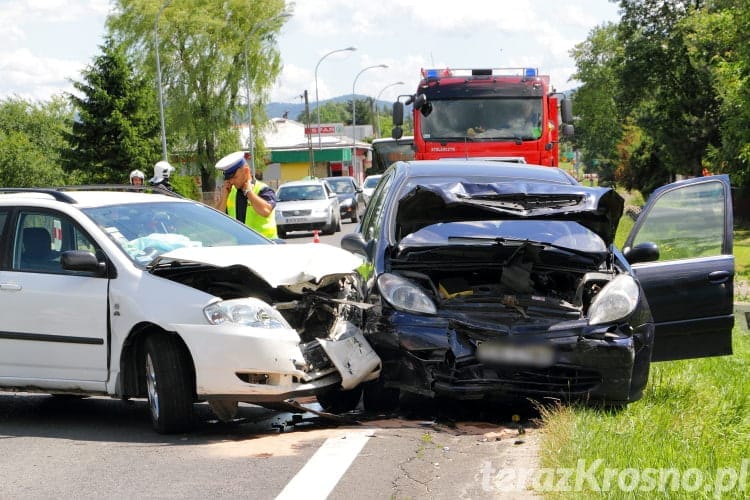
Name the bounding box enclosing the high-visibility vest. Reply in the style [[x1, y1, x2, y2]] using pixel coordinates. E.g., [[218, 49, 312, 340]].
[[226, 181, 278, 239]]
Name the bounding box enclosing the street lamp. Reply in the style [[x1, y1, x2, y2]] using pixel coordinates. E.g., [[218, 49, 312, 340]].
[[352, 64, 387, 177], [314, 47, 356, 149], [243, 12, 292, 176], [374, 81, 404, 138], [154, 0, 172, 162]]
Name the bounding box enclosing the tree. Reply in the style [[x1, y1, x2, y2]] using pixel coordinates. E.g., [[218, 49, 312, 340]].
[[617, 0, 721, 180], [65, 35, 161, 184], [569, 23, 624, 175], [108, 0, 289, 192], [0, 97, 71, 187]]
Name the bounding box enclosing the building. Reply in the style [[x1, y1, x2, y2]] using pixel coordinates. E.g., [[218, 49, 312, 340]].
[[239, 118, 373, 188]]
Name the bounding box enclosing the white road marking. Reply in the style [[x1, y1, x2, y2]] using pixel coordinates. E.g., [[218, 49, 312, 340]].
[[275, 429, 375, 500]]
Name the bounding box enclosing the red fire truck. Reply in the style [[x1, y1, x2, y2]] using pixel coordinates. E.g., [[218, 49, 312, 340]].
[[392, 67, 574, 166]]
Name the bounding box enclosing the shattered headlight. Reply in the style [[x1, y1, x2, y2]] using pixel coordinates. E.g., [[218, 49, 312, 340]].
[[204, 298, 291, 329], [378, 273, 436, 315], [588, 274, 639, 325]]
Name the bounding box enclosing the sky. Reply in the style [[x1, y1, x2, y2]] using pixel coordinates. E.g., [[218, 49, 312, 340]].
[[0, 0, 622, 106]]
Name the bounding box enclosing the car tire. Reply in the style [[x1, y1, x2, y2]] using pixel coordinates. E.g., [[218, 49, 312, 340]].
[[278, 229, 287, 239], [335, 213, 342, 232], [362, 378, 400, 412], [144, 334, 195, 434], [350, 204, 359, 223], [322, 212, 336, 235], [316, 384, 363, 413]]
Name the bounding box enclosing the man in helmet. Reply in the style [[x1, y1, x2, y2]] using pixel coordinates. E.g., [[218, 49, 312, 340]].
[[215, 151, 278, 239], [129, 169, 145, 186], [150, 160, 175, 191]]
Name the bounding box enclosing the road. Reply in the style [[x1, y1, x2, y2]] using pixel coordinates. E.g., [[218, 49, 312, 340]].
[[0, 221, 542, 499]]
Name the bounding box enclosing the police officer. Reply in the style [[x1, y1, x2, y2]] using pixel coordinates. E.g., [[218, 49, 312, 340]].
[[150, 160, 175, 191], [215, 151, 278, 239], [129, 169, 145, 186]]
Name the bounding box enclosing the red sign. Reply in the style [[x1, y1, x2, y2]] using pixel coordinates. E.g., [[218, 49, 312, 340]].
[[305, 125, 336, 135]]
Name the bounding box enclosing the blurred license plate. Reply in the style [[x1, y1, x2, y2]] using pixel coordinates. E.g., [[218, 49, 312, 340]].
[[476, 341, 555, 368], [286, 217, 305, 223]]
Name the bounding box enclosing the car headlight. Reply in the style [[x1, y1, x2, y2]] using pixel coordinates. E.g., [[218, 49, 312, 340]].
[[339, 198, 353, 208], [311, 207, 329, 216], [588, 274, 639, 325], [204, 298, 291, 329], [378, 273, 437, 315]]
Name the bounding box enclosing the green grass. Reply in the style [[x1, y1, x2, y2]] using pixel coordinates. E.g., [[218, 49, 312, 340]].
[[535, 191, 750, 498], [538, 327, 750, 498]]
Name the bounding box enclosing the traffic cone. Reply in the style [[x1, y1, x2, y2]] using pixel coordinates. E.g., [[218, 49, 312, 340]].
[[312, 229, 320, 243]]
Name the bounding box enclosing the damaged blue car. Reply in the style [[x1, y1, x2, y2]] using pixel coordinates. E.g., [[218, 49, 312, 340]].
[[342, 160, 734, 410]]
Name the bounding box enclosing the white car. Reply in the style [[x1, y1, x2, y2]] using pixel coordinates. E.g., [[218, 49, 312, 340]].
[[0, 187, 379, 433], [275, 179, 341, 238], [362, 174, 383, 204]]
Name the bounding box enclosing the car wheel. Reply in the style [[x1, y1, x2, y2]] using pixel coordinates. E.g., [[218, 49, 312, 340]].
[[278, 229, 287, 239], [350, 204, 359, 223], [362, 378, 400, 412], [335, 212, 342, 232], [322, 212, 336, 235], [144, 334, 194, 434], [316, 384, 363, 413]]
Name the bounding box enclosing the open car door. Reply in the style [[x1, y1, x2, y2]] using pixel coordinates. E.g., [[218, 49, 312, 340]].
[[624, 174, 734, 361]]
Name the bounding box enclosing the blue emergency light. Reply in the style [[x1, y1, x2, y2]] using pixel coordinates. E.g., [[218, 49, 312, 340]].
[[525, 68, 538, 77]]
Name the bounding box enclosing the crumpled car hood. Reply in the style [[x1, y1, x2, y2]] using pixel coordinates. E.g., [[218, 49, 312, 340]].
[[396, 181, 624, 245], [151, 243, 363, 290]]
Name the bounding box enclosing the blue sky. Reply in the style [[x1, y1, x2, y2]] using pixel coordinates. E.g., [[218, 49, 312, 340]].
[[0, 0, 621, 104]]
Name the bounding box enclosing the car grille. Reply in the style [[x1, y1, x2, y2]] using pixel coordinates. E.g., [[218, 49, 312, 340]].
[[280, 209, 311, 217]]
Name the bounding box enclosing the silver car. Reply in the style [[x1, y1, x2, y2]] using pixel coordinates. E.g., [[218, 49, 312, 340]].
[[275, 179, 342, 238]]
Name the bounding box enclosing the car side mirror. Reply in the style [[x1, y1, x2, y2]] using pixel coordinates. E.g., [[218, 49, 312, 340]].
[[341, 232, 371, 258], [623, 242, 659, 264], [61, 250, 107, 276]]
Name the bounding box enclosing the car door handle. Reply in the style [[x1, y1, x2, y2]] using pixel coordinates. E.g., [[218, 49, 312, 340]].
[[708, 270, 731, 284], [0, 283, 22, 291]]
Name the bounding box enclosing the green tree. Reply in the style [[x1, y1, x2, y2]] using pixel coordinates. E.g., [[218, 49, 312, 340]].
[[65, 35, 161, 184], [617, 0, 721, 180], [0, 97, 71, 187], [569, 23, 624, 175], [683, 1, 750, 192], [108, 0, 289, 192]]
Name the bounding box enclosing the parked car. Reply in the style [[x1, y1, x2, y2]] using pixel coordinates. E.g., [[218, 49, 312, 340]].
[[0, 186, 379, 433], [275, 179, 341, 238], [324, 176, 366, 223], [341, 160, 734, 411], [362, 174, 383, 204]]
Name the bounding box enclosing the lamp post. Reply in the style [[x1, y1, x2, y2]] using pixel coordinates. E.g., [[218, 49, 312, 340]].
[[314, 47, 356, 150], [352, 64, 387, 177], [374, 81, 404, 138], [243, 12, 291, 177], [154, 0, 172, 162]]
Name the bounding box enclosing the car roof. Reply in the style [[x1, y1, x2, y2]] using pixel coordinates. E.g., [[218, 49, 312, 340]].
[[0, 187, 182, 208], [393, 160, 578, 185], [324, 176, 355, 181], [278, 179, 328, 188]]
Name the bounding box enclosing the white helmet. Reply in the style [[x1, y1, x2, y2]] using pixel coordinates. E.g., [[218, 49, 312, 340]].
[[129, 169, 145, 183], [151, 160, 175, 184]]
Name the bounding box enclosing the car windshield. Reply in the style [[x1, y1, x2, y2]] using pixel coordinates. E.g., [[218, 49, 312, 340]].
[[277, 185, 326, 201], [327, 179, 354, 193], [83, 201, 270, 267], [364, 176, 381, 188]]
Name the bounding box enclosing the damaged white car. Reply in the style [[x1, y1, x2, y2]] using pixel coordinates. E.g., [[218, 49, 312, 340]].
[[0, 187, 380, 433]]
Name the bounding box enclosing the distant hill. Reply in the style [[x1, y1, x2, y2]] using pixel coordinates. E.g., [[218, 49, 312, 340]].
[[265, 95, 393, 119]]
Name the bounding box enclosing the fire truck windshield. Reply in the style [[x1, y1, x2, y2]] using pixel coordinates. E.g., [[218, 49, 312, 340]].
[[420, 98, 543, 141]]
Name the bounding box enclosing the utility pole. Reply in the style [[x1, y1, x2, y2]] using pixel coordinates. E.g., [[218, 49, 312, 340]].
[[303, 90, 315, 177]]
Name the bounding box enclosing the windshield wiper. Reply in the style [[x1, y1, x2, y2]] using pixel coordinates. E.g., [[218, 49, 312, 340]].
[[447, 235, 600, 261]]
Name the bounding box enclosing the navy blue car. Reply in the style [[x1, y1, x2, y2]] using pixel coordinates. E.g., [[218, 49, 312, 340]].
[[342, 160, 734, 410]]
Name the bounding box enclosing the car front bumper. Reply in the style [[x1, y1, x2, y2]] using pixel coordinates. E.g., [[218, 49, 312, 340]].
[[176, 322, 380, 402], [366, 310, 653, 404]]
